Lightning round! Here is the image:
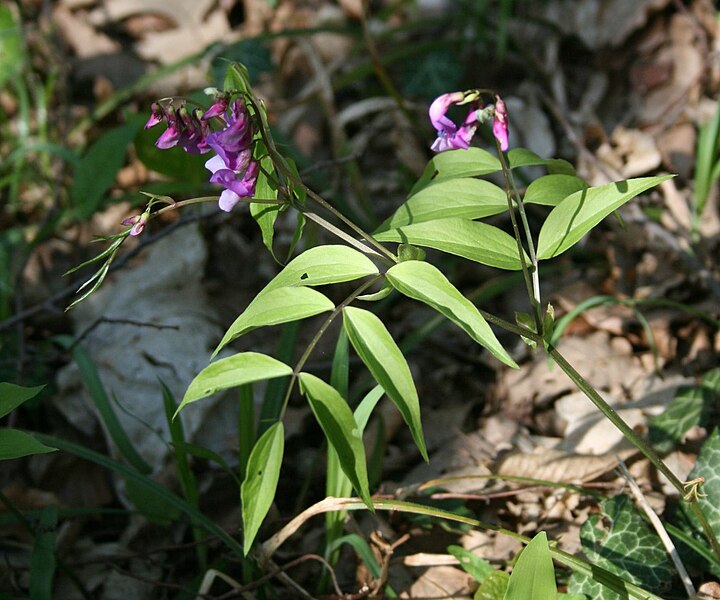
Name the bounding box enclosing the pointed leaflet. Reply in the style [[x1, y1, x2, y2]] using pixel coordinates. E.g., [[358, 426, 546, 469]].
[[298, 373, 373, 509], [504, 531, 557, 600], [241, 422, 284, 555], [264, 245, 379, 292], [177, 352, 292, 415], [375, 218, 526, 270], [386, 261, 516, 368], [507, 148, 575, 175], [409, 148, 501, 195], [343, 307, 427, 461], [376, 178, 507, 232], [537, 176, 673, 259], [0, 382, 44, 418], [250, 155, 281, 259], [214, 287, 334, 355], [0, 429, 56, 460], [523, 174, 588, 207]]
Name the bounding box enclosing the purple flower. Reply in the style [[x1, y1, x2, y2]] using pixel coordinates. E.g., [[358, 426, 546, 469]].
[[121, 213, 149, 236], [205, 100, 253, 171], [146, 104, 211, 154], [492, 95, 509, 152], [429, 92, 479, 152], [201, 95, 230, 121], [205, 155, 259, 212]]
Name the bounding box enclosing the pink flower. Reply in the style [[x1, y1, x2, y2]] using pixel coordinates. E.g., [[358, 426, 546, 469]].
[[429, 92, 479, 153], [121, 213, 149, 236], [492, 95, 509, 152]]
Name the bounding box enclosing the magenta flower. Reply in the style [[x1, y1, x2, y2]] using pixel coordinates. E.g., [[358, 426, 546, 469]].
[[121, 213, 149, 236], [205, 100, 253, 170], [205, 155, 259, 212], [429, 92, 479, 153], [145, 103, 211, 154], [201, 95, 230, 121], [492, 95, 509, 152]]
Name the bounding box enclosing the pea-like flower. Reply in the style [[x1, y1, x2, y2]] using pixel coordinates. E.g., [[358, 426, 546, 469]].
[[492, 95, 509, 152], [205, 156, 259, 212], [121, 212, 149, 236], [429, 91, 479, 153]]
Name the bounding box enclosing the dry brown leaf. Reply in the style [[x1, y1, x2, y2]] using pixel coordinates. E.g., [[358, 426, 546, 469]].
[[400, 565, 475, 599], [497, 448, 627, 482], [532, 0, 672, 50], [52, 5, 120, 58]]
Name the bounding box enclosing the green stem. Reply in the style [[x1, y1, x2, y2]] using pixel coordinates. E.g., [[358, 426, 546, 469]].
[[244, 94, 397, 264], [481, 309, 720, 563], [495, 141, 543, 332], [278, 275, 384, 420], [688, 501, 720, 565]]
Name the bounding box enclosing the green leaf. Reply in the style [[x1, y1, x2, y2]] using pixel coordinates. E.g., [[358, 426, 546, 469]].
[[177, 352, 292, 414], [0, 429, 56, 460], [537, 176, 673, 259], [524, 175, 588, 207], [250, 154, 281, 258], [504, 531, 557, 600], [214, 287, 334, 355], [0, 382, 44, 419], [377, 178, 507, 232], [568, 495, 674, 599], [375, 218, 526, 270], [343, 307, 427, 461], [507, 148, 575, 175], [682, 428, 720, 542], [386, 261, 516, 367], [649, 384, 712, 452], [264, 245, 379, 292], [447, 545, 493, 583], [241, 421, 284, 555], [125, 475, 182, 524], [29, 505, 57, 600], [475, 570, 509, 600], [410, 148, 501, 195], [326, 534, 382, 579], [298, 373, 373, 509], [0, 6, 24, 88], [71, 120, 144, 219]]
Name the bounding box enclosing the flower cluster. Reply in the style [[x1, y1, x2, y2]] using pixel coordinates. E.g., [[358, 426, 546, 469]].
[[145, 96, 259, 213], [429, 91, 509, 153]]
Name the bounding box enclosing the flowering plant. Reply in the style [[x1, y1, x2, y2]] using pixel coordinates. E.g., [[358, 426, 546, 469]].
[[66, 63, 718, 596]]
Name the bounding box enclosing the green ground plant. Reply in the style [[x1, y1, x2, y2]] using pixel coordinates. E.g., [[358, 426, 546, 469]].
[[50, 62, 719, 598]]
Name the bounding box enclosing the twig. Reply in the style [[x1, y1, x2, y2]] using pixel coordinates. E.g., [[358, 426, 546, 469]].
[[69, 318, 179, 351], [616, 459, 696, 598], [0, 210, 216, 333]]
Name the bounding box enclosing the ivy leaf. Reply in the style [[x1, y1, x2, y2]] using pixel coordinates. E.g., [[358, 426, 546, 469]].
[[681, 428, 720, 545], [567, 495, 674, 598]]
